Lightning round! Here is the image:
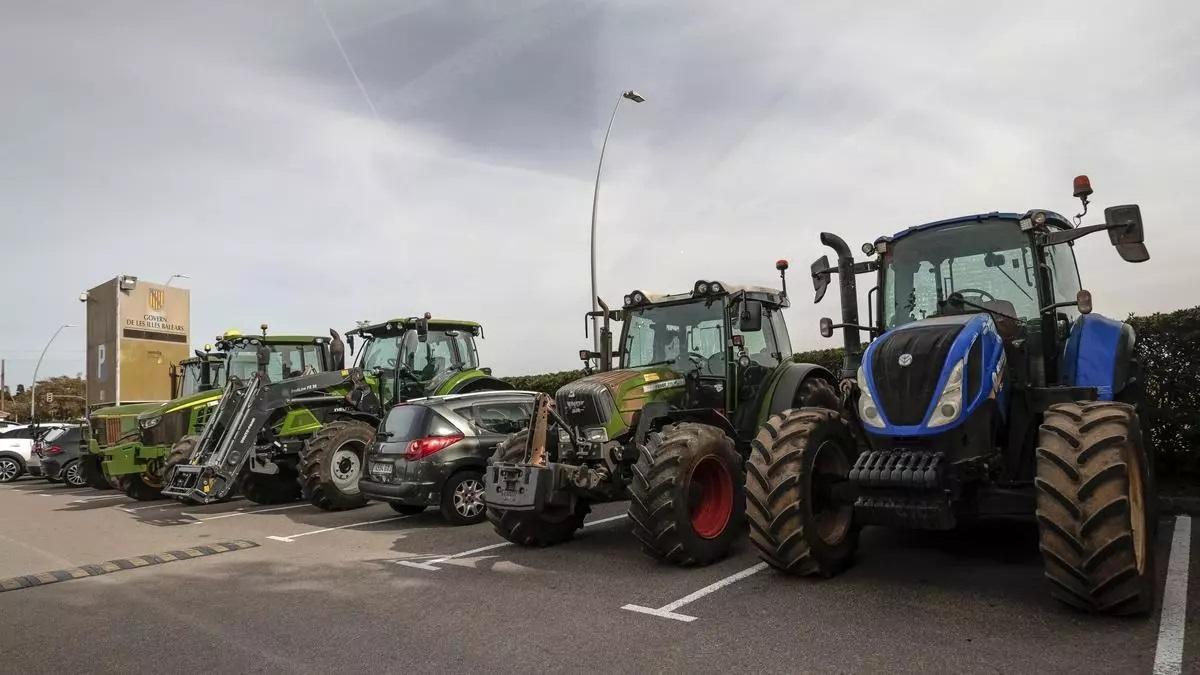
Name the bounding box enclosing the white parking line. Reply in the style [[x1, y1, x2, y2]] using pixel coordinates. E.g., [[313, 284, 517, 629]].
[[1154, 515, 1192, 675], [396, 513, 629, 571], [622, 562, 769, 623], [119, 501, 177, 512], [184, 503, 310, 522], [68, 495, 128, 504], [265, 514, 416, 543]]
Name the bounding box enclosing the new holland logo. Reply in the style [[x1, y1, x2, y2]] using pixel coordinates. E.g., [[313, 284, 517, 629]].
[[148, 288, 166, 312], [898, 353, 913, 366]]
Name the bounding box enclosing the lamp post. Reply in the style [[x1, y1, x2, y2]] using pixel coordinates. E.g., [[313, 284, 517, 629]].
[[590, 89, 646, 350], [31, 324, 74, 422], [164, 274, 190, 288]]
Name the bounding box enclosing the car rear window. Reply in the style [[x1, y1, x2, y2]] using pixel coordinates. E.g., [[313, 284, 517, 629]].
[[383, 405, 458, 441], [0, 427, 32, 439]]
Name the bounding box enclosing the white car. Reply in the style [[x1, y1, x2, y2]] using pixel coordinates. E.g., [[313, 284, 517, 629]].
[[0, 423, 71, 482]]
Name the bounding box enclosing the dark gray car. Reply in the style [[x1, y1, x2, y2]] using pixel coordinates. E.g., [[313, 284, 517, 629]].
[[359, 391, 536, 524], [36, 426, 87, 487]]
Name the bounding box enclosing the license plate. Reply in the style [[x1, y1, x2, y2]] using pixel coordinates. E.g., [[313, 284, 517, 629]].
[[370, 461, 393, 478]]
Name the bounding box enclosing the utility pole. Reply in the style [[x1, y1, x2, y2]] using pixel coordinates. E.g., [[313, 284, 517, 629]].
[[0, 359, 5, 416]]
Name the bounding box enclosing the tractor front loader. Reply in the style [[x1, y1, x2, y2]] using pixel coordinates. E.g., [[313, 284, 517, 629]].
[[485, 266, 840, 567], [745, 176, 1157, 614], [163, 315, 511, 510]]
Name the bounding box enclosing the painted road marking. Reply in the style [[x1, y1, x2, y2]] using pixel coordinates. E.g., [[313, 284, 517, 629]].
[[396, 513, 629, 571], [68, 495, 128, 504], [184, 503, 310, 522], [119, 501, 180, 513], [1154, 515, 1192, 675], [0, 540, 259, 593], [266, 514, 416, 543], [622, 562, 769, 623]]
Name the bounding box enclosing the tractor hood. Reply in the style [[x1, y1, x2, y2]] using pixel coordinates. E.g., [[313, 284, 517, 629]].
[[555, 366, 684, 439], [137, 388, 224, 422], [90, 402, 161, 419], [861, 313, 1007, 434]]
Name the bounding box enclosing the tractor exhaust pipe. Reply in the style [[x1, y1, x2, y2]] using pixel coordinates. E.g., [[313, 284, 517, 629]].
[[820, 232, 863, 377]]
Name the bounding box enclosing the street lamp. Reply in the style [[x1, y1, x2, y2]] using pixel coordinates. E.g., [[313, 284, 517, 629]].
[[30, 324, 74, 422], [164, 274, 190, 288], [590, 89, 646, 351]]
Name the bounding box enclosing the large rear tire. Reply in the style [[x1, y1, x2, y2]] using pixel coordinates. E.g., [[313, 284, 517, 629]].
[[628, 422, 745, 566], [746, 408, 859, 576], [486, 431, 590, 546], [1036, 401, 1155, 615], [80, 454, 113, 490], [162, 435, 203, 505], [300, 421, 372, 511]]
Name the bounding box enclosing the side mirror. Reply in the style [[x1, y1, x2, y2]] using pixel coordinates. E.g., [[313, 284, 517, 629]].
[[417, 313, 430, 343], [819, 317, 834, 338], [329, 329, 346, 370], [255, 343, 271, 375], [1104, 205, 1149, 263], [811, 255, 831, 303], [738, 300, 763, 332], [1077, 289, 1093, 314]]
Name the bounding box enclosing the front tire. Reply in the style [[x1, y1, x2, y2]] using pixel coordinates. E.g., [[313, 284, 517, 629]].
[[123, 473, 163, 501], [628, 423, 745, 566], [162, 435, 203, 505], [746, 408, 859, 576], [300, 421, 372, 511], [242, 470, 302, 505], [80, 454, 114, 490], [486, 431, 590, 546], [1035, 401, 1155, 615]]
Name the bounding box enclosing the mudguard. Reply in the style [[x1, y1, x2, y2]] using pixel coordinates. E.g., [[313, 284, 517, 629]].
[[764, 362, 839, 418], [1061, 313, 1136, 400], [633, 402, 737, 446]]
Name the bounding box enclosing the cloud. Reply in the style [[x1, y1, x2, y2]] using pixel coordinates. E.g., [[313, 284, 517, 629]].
[[1, 0, 1197, 389]]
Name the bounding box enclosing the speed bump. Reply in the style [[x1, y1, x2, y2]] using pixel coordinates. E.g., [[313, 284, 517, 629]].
[[0, 540, 258, 593]]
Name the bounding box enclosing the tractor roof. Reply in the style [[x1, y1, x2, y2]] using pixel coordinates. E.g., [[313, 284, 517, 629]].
[[347, 318, 482, 336], [626, 281, 789, 309], [215, 334, 329, 347], [875, 210, 1072, 245]]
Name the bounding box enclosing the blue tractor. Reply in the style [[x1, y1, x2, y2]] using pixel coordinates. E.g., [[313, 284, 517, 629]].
[[746, 176, 1155, 614]]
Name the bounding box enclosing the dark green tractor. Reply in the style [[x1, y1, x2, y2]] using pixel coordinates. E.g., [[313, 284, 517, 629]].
[[485, 265, 840, 566], [162, 315, 511, 510]]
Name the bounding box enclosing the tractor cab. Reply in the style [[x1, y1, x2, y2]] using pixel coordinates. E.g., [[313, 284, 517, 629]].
[[349, 315, 503, 407], [589, 281, 793, 439], [170, 351, 227, 400], [217, 329, 338, 384]]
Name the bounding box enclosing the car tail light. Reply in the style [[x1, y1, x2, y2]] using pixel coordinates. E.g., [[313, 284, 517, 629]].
[[44, 445, 64, 456], [404, 434, 464, 461]]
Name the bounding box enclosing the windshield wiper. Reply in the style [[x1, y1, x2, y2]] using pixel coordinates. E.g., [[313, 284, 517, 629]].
[[993, 265, 1034, 302], [946, 293, 1019, 322]]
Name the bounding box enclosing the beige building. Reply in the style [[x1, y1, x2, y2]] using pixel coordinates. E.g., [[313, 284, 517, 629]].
[[85, 276, 190, 408]]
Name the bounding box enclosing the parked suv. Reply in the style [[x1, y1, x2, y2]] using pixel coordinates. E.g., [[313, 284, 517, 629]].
[[0, 423, 71, 482], [360, 391, 536, 524], [36, 426, 87, 486]]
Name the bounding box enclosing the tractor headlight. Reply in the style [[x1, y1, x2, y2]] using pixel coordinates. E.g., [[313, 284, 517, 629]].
[[856, 365, 885, 429], [582, 427, 608, 442], [927, 359, 965, 428], [558, 428, 572, 444], [709, 282, 723, 294], [139, 416, 162, 430]]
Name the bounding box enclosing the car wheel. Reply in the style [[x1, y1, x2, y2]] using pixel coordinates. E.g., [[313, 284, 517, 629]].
[[0, 457, 23, 482], [63, 460, 88, 488], [441, 470, 487, 525]]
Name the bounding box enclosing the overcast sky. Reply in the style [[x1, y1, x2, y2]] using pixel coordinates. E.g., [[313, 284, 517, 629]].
[[2, 0, 1197, 387]]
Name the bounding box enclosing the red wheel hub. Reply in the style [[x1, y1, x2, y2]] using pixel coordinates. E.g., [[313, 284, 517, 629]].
[[689, 456, 733, 539]]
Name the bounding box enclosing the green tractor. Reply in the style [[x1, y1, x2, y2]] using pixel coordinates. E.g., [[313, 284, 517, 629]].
[[484, 266, 840, 566], [80, 356, 217, 491], [161, 315, 511, 510], [746, 176, 1155, 614], [104, 330, 335, 500]]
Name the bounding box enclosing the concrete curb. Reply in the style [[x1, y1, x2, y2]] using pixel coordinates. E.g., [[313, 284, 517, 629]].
[[0, 539, 259, 593]]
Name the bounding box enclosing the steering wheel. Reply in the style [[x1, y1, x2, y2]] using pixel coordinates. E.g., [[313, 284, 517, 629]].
[[951, 288, 996, 304]]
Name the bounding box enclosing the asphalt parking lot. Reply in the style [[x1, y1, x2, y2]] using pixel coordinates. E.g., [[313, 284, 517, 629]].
[[0, 477, 1194, 674]]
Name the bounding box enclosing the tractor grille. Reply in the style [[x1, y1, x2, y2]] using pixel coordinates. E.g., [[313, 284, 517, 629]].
[[140, 409, 190, 447], [872, 323, 964, 426], [104, 418, 122, 446]]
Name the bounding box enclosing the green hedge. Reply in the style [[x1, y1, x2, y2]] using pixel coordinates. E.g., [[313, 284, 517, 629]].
[[503, 306, 1199, 477]]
